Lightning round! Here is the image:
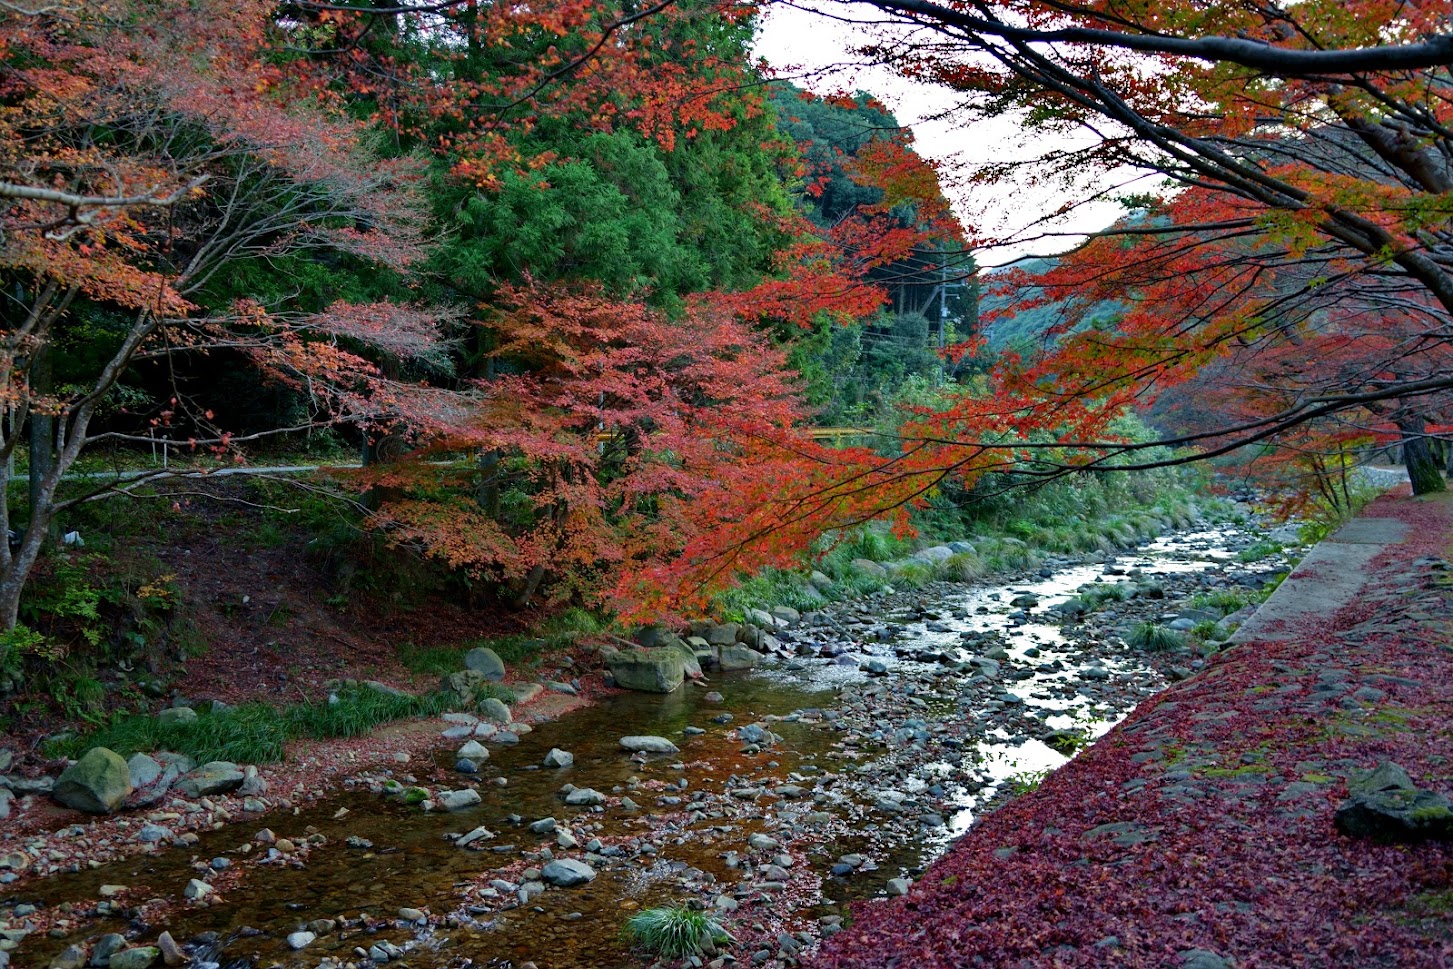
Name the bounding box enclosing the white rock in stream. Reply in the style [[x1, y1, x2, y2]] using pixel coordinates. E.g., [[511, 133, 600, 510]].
[[437, 789, 482, 811], [287, 931, 316, 950], [618, 736, 679, 754]]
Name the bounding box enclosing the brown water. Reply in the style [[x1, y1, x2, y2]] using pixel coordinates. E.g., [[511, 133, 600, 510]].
[[21, 677, 841, 968]]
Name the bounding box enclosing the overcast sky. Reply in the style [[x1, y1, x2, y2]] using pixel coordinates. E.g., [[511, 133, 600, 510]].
[[752, 1, 1142, 268]]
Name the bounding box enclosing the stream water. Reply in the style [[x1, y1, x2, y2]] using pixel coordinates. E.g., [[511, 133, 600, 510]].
[[9, 524, 1290, 969]]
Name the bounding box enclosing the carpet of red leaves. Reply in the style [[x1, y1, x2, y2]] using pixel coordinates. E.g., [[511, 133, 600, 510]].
[[809, 492, 1453, 968]]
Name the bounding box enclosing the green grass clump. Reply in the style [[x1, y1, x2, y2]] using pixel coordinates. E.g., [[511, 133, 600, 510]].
[[934, 552, 985, 582], [714, 567, 828, 622], [48, 686, 451, 764], [624, 906, 734, 959], [890, 562, 934, 588], [1190, 588, 1256, 616], [1078, 584, 1129, 610], [1127, 621, 1187, 652], [1236, 540, 1282, 563]]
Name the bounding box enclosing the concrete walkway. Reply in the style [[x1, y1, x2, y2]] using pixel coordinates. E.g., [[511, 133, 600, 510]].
[[1229, 515, 1410, 643]]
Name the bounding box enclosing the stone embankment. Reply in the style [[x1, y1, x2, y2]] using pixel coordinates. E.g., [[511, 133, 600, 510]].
[[809, 491, 1453, 969]]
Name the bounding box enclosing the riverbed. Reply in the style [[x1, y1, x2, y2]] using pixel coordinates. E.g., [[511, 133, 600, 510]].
[[4, 518, 1299, 969]]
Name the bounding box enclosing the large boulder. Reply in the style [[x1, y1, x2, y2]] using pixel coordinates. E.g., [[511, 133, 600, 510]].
[[1334, 761, 1453, 842], [768, 605, 801, 626], [175, 761, 245, 798], [463, 647, 506, 682], [851, 558, 888, 579], [653, 635, 702, 679], [607, 648, 685, 694], [478, 697, 512, 723], [717, 644, 764, 671], [53, 747, 131, 813], [703, 623, 740, 646]]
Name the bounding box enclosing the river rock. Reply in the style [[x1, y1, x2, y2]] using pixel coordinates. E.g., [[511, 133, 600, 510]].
[[286, 931, 316, 950], [704, 622, 740, 646], [718, 644, 763, 670], [238, 765, 267, 795], [437, 789, 482, 811], [50, 945, 87, 969], [458, 740, 489, 762], [108, 949, 159, 969], [1334, 761, 1453, 842], [607, 648, 685, 693], [618, 736, 679, 754], [745, 608, 777, 629], [851, 558, 888, 578], [540, 859, 597, 887], [91, 933, 126, 966], [175, 762, 244, 797], [155, 931, 187, 967], [463, 646, 506, 681], [543, 748, 574, 768], [511, 682, 544, 704], [441, 669, 490, 707], [658, 638, 703, 679], [53, 747, 131, 812], [456, 825, 493, 847], [127, 753, 164, 789], [479, 697, 512, 723], [157, 706, 197, 725], [564, 787, 605, 806], [769, 605, 801, 625], [183, 878, 212, 899]]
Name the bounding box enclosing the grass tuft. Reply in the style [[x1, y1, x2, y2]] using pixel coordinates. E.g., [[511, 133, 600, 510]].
[[1127, 621, 1188, 652], [624, 906, 734, 959]]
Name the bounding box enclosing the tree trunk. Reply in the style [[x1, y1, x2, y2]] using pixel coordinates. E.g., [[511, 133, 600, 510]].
[[1398, 420, 1447, 495], [27, 345, 54, 535]]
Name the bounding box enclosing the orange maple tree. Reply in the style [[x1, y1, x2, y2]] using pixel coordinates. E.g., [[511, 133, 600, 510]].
[[0, 0, 438, 628]]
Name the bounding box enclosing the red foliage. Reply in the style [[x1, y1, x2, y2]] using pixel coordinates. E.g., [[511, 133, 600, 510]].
[[810, 492, 1453, 967]]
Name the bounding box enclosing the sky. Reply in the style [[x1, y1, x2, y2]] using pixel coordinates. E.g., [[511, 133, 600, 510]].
[[751, 1, 1144, 268]]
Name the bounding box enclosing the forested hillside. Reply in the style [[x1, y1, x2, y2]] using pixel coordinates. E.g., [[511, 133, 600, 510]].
[[0, 0, 977, 689]]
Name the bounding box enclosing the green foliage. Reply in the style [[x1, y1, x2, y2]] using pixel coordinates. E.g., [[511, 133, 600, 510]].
[[1005, 767, 1052, 795], [1236, 540, 1282, 563], [1078, 584, 1129, 610], [1190, 588, 1256, 616], [624, 906, 734, 960], [49, 686, 451, 765], [891, 562, 934, 588], [1127, 621, 1187, 652], [714, 568, 826, 622], [934, 552, 985, 582]]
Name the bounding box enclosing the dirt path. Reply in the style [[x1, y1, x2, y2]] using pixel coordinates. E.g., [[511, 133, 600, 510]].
[[808, 489, 1453, 968]]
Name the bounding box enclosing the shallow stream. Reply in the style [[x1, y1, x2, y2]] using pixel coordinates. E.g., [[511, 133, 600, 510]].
[[12, 524, 1288, 969]]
